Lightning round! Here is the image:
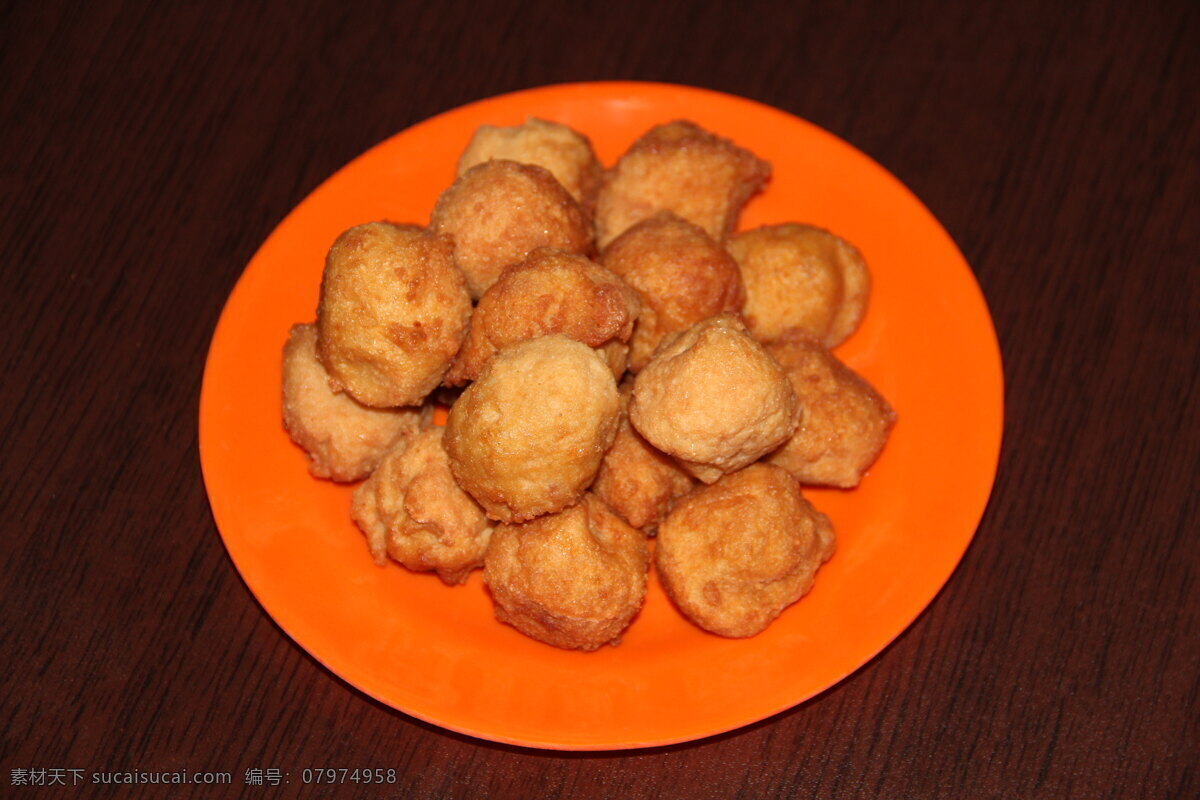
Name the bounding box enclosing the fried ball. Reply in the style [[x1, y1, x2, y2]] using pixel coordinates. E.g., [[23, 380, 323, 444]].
[[727, 223, 870, 347], [601, 212, 745, 371], [594, 120, 770, 248], [483, 494, 649, 650], [656, 464, 835, 637], [281, 323, 428, 481], [764, 331, 896, 487], [315, 222, 471, 407], [592, 379, 693, 532], [457, 117, 603, 209], [445, 248, 640, 385], [443, 335, 620, 523], [351, 427, 492, 584], [430, 160, 593, 299], [629, 314, 798, 483]]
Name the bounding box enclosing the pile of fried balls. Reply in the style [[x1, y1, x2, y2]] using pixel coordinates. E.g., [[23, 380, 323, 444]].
[[281, 117, 896, 650]]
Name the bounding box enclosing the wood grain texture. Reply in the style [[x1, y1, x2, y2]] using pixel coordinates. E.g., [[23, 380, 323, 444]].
[[1, 0, 1196, 797]]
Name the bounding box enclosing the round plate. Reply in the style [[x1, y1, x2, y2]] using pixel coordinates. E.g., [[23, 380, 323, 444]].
[[199, 82, 1003, 750]]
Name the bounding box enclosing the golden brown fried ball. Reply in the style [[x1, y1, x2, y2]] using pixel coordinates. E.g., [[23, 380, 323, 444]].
[[445, 248, 640, 385], [594, 120, 770, 248], [629, 314, 798, 483], [351, 427, 492, 584], [430, 160, 593, 299], [592, 380, 693, 532], [315, 222, 471, 407], [601, 212, 745, 371], [443, 335, 620, 523], [764, 331, 896, 488], [727, 223, 870, 347], [483, 494, 649, 650], [457, 117, 603, 209], [282, 323, 429, 481], [656, 464, 835, 637]]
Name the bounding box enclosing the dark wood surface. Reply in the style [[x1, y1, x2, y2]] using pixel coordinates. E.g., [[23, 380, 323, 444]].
[[2, 0, 1196, 797]]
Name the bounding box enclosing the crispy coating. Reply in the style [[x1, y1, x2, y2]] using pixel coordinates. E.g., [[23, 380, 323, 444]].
[[601, 212, 745, 371], [445, 248, 640, 385], [764, 332, 896, 487], [484, 494, 649, 650], [430, 160, 593, 299], [281, 323, 428, 481], [457, 117, 603, 209], [594, 120, 770, 248], [592, 380, 693, 532], [315, 222, 471, 407], [727, 223, 870, 347], [656, 464, 835, 637], [443, 335, 620, 523], [629, 314, 799, 483], [351, 427, 492, 584]]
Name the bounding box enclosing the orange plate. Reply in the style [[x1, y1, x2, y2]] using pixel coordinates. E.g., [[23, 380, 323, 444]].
[[199, 82, 1003, 750]]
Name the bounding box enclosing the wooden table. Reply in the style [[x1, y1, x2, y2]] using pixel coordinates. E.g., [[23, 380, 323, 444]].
[[2, 1, 1195, 796]]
